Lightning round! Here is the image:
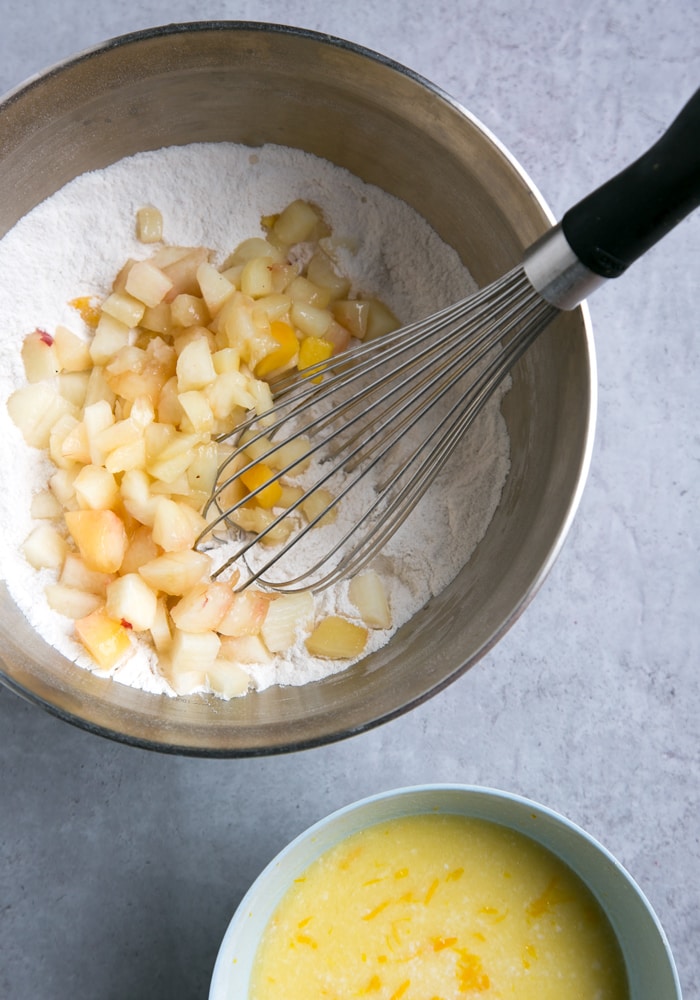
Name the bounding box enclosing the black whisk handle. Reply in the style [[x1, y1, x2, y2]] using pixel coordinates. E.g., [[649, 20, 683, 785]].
[[561, 87, 700, 278]]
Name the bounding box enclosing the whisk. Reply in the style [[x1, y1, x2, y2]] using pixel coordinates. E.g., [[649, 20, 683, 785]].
[[198, 88, 700, 593]]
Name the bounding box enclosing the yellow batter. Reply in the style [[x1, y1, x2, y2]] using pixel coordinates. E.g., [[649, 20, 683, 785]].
[[249, 813, 628, 999]]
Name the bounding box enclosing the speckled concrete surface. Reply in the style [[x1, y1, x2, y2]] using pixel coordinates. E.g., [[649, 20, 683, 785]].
[[0, 2, 698, 997]]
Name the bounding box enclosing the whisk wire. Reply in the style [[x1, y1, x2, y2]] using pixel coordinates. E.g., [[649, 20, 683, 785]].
[[198, 267, 559, 591]]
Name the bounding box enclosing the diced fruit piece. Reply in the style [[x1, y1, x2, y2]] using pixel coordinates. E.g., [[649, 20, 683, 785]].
[[58, 416, 91, 466], [288, 274, 332, 308], [105, 573, 158, 631], [249, 375, 273, 418], [178, 390, 215, 434], [104, 438, 146, 474], [69, 296, 101, 328], [57, 371, 90, 407], [267, 435, 311, 474], [298, 335, 333, 371], [186, 443, 219, 497], [49, 468, 79, 509], [136, 205, 163, 243], [74, 608, 132, 670], [306, 250, 351, 300], [145, 427, 201, 483], [348, 570, 392, 629], [168, 627, 220, 677], [7, 383, 75, 448], [82, 399, 115, 464], [170, 293, 209, 328], [219, 634, 271, 664], [170, 581, 234, 632], [22, 523, 68, 570], [125, 258, 174, 307], [271, 199, 323, 245], [151, 497, 206, 552], [59, 552, 113, 596], [218, 590, 270, 637], [206, 371, 255, 417], [261, 591, 314, 653], [176, 337, 217, 391], [240, 463, 282, 509], [64, 509, 128, 574], [206, 659, 251, 698], [150, 245, 194, 268], [321, 320, 352, 354], [140, 301, 172, 334], [73, 465, 120, 510], [120, 469, 159, 526], [230, 505, 294, 545], [161, 247, 209, 301], [162, 663, 207, 696], [149, 598, 172, 653], [278, 484, 305, 509], [301, 487, 337, 527], [225, 237, 281, 266], [305, 616, 368, 658], [332, 299, 370, 340], [138, 549, 211, 596], [364, 298, 400, 340], [119, 524, 161, 575], [83, 365, 116, 409], [254, 320, 298, 378], [21, 329, 60, 381], [30, 490, 64, 519], [101, 290, 146, 327], [89, 314, 131, 365], [196, 261, 235, 315], [211, 347, 240, 374], [240, 256, 276, 299], [291, 301, 332, 339], [45, 584, 103, 620], [49, 413, 83, 469], [219, 635, 272, 666]]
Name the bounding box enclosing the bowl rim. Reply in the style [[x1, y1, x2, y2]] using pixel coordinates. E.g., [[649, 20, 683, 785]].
[[209, 783, 680, 998]]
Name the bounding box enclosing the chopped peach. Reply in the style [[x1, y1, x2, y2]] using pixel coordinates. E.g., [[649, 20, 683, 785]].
[[240, 463, 282, 509], [206, 659, 251, 698], [169, 581, 234, 633], [21, 329, 61, 382], [125, 259, 174, 307], [261, 592, 314, 652], [137, 549, 211, 596], [74, 607, 132, 670], [23, 524, 68, 570], [305, 616, 368, 659], [298, 335, 334, 371], [349, 570, 392, 629], [64, 509, 128, 574], [105, 573, 158, 631], [218, 590, 271, 637], [254, 320, 299, 378]]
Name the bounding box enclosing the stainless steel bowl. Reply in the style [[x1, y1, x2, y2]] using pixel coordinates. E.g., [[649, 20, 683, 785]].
[[0, 22, 595, 755]]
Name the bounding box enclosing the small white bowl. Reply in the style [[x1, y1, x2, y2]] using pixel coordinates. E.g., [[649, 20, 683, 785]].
[[209, 784, 680, 999]]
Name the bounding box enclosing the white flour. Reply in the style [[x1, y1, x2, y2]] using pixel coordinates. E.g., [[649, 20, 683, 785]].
[[0, 143, 510, 696]]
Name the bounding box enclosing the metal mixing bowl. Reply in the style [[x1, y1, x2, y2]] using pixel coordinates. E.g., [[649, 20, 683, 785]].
[[0, 22, 595, 755]]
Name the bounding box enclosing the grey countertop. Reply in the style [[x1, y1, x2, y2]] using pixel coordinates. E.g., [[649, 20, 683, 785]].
[[1, 1, 698, 997]]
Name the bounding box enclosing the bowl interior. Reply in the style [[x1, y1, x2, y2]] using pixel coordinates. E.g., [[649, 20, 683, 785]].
[[0, 23, 594, 754], [209, 786, 680, 999]]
